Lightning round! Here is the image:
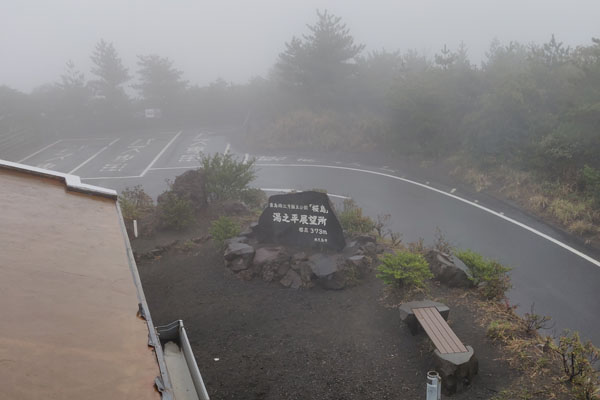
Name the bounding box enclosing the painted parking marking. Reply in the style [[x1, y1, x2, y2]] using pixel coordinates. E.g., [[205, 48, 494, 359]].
[[178, 132, 208, 163], [23, 139, 116, 173], [18, 140, 62, 163], [140, 131, 182, 176], [100, 138, 157, 173], [68, 138, 120, 174], [450, 188, 457, 194], [256, 163, 600, 269], [74, 134, 178, 178]]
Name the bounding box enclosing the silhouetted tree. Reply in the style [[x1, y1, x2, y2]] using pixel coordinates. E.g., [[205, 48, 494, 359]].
[[89, 39, 131, 122], [275, 10, 365, 107], [134, 54, 187, 116]]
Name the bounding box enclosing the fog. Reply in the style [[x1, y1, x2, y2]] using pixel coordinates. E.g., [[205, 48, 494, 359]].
[[2, 0, 599, 91]]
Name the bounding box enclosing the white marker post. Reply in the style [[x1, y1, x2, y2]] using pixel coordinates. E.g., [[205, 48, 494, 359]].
[[426, 371, 442, 400], [133, 220, 138, 238]]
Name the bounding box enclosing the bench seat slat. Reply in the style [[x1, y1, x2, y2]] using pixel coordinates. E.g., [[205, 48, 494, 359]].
[[414, 307, 456, 353], [413, 306, 468, 354], [425, 307, 468, 353]]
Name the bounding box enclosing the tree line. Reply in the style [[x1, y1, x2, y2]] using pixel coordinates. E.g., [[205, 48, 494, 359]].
[[2, 10, 600, 214]]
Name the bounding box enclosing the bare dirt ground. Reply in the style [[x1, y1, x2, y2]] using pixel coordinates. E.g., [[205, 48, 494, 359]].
[[137, 235, 529, 400]]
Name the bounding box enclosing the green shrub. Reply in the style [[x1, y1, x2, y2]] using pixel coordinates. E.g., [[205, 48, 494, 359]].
[[376, 250, 432, 289], [239, 188, 267, 210], [549, 198, 586, 225], [201, 152, 256, 202], [455, 249, 512, 300], [582, 165, 600, 208], [168, 169, 207, 211], [119, 185, 154, 220], [551, 331, 600, 400], [119, 185, 156, 237], [209, 216, 241, 249], [338, 198, 376, 235], [487, 320, 517, 342], [156, 191, 195, 230]]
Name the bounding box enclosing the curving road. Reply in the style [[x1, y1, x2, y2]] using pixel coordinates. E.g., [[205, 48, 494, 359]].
[[7, 128, 600, 345]]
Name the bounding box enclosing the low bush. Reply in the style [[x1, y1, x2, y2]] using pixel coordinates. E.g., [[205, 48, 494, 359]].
[[156, 191, 195, 230], [523, 303, 554, 335], [487, 320, 518, 342], [376, 250, 432, 289], [549, 198, 587, 225], [169, 169, 207, 212], [552, 331, 600, 400], [209, 216, 241, 249], [338, 198, 376, 235], [582, 165, 600, 208], [568, 220, 597, 236], [239, 188, 267, 210], [455, 249, 512, 300], [119, 185, 154, 220], [119, 185, 156, 237], [201, 152, 256, 203]]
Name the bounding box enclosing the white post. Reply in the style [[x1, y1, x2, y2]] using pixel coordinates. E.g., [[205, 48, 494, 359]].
[[133, 220, 138, 238], [426, 371, 442, 400]]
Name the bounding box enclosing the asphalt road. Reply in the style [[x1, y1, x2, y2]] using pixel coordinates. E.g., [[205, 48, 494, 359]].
[[7, 128, 600, 345]]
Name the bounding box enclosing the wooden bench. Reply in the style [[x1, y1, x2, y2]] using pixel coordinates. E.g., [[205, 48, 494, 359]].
[[413, 306, 468, 354]]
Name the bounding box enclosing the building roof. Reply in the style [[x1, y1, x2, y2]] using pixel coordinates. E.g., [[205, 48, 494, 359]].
[[0, 161, 164, 399]]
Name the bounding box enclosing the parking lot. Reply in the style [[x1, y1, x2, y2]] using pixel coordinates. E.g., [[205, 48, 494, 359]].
[[17, 130, 232, 181]]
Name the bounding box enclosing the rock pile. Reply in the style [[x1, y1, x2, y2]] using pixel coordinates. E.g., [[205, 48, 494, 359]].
[[223, 228, 382, 289]]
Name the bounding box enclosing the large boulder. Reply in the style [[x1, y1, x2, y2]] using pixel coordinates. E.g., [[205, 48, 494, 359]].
[[427, 250, 473, 288], [255, 191, 346, 251], [306, 253, 362, 290], [253, 246, 291, 268], [308, 253, 343, 277], [224, 242, 255, 261], [224, 242, 255, 272]]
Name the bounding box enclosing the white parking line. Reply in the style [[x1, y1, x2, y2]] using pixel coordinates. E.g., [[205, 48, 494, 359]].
[[68, 138, 120, 175], [260, 188, 350, 200], [256, 163, 600, 269], [149, 166, 194, 171], [81, 175, 142, 180], [18, 140, 62, 163], [140, 131, 182, 177]]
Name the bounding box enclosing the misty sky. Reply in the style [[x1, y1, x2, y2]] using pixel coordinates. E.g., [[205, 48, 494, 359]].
[[2, 0, 599, 92]]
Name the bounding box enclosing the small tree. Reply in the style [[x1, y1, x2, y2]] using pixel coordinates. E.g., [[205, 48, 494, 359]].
[[156, 191, 194, 230], [523, 303, 554, 335], [119, 185, 154, 220], [200, 152, 256, 203], [376, 251, 432, 289], [209, 216, 241, 249], [552, 331, 600, 400], [338, 198, 375, 235], [119, 185, 155, 237], [89, 39, 130, 104]]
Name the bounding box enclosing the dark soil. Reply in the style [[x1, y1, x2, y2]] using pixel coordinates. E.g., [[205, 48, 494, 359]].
[[138, 238, 525, 400]]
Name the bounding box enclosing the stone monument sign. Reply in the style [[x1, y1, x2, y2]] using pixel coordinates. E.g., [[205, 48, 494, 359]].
[[255, 191, 346, 251]]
